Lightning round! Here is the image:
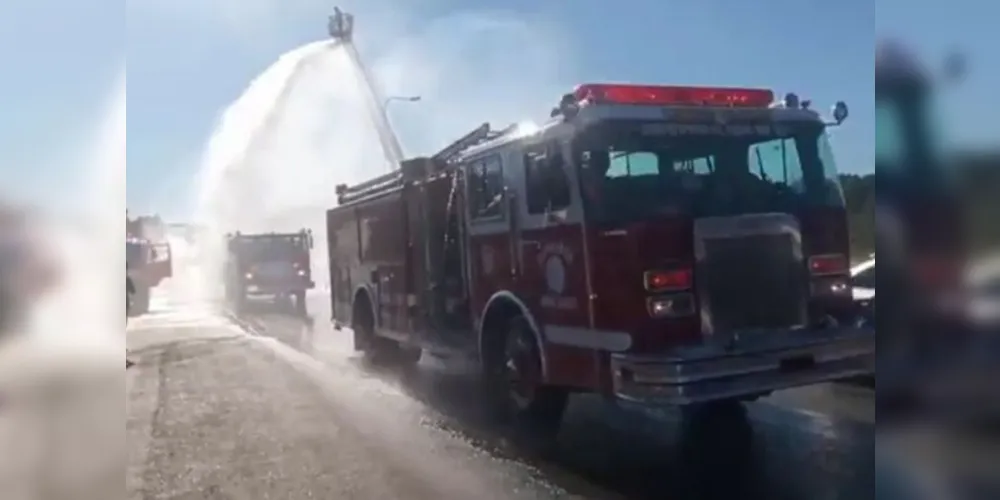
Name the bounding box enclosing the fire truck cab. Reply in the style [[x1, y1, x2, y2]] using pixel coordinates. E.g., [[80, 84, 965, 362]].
[[126, 236, 172, 316], [327, 83, 875, 427], [224, 230, 315, 314]]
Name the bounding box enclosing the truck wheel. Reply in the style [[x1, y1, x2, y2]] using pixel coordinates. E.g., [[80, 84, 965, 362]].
[[482, 315, 568, 434], [293, 291, 307, 316], [130, 287, 150, 316]]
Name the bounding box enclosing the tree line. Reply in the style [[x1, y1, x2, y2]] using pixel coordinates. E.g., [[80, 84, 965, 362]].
[[841, 174, 875, 260], [842, 156, 1000, 261]]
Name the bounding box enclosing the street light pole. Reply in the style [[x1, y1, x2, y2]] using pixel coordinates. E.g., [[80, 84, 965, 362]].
[[328, 7, 406, 171], [383, 95, 421, 109]]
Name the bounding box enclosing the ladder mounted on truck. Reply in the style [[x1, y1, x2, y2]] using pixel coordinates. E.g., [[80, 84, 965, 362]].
[[328, 7, 404, 172], [334, 122, 511, 206], [325, 7, 522, 206]]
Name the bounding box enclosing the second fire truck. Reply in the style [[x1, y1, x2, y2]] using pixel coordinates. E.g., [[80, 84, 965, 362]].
[[224, 230, 315, 315], [326, 83, 875, 428], [126, 212, 172, 316], [126, 236, 172, 316]]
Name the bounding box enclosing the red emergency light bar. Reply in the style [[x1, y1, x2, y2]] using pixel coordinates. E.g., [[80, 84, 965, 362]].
[[573, 84, 775, 108]]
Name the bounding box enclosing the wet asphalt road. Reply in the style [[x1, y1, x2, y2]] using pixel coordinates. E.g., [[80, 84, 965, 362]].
[[205, 293, 877, 499], [127, 274, 879, 499]]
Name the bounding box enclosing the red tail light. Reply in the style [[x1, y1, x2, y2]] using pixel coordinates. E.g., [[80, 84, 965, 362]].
[[808, 254, 848, 276], [644, 268, 693, 292]]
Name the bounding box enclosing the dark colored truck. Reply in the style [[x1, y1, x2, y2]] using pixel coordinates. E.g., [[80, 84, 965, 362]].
[[324, 82, 875, 431], [224, 230, 315, 315], [126, 237, 172, 316]]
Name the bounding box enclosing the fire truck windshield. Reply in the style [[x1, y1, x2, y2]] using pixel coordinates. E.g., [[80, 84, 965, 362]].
[[233, 236, 306, 262], [574, 120, 845, 223]]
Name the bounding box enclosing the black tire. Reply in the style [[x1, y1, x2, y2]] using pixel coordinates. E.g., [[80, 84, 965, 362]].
[[482, 315, 568, 434], [293, 290, 308, 316], [129, 287, 150, 316]]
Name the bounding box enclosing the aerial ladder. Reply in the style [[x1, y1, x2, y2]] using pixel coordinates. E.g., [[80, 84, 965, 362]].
[[212, 6, 406, 226], [328, 7, 405, 171], [326, 6, 512, 204]]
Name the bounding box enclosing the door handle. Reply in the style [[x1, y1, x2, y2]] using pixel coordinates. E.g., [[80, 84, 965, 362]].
[[522, 241, 542, 249]]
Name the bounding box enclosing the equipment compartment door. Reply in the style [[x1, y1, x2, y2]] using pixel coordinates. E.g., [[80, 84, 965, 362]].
[[517, 142, 596, 388], [465, 153, 517, 325]]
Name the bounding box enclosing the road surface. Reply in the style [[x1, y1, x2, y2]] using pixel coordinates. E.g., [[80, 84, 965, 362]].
[[126, 271, 886, 500]]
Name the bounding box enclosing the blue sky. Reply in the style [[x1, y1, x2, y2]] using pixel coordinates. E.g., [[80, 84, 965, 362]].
[[4, 1, 995, 220], [0, 0, 121, 210]]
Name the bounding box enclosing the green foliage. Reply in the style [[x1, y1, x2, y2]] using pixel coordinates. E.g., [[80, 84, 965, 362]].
[[840, 174, 875, 260], [841, 159, 1000, 260]]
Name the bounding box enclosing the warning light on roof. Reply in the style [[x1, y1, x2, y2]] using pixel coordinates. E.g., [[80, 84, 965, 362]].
[[573, 84, 775, 108]]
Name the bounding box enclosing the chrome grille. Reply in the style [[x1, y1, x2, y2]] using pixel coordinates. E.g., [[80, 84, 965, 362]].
[[254, 261, 295, 280], [698, 233, 808, 333]]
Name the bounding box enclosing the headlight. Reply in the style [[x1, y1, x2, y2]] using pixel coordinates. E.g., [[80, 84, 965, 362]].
[[647, 294, 695, 318]]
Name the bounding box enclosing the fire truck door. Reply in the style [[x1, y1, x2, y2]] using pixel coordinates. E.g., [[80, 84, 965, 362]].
[[151, 243, 172, 278], [518, 143, 595, 384]]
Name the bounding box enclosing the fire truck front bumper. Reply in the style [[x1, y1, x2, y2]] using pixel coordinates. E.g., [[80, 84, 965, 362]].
[[245, 280, 314, 295], [609, 326, 875, 406]]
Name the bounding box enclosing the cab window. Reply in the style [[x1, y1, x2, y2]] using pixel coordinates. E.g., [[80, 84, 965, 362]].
[[606, 151, 659, 178], [468, 155, 505, 219], [525, 145, 572, 214]]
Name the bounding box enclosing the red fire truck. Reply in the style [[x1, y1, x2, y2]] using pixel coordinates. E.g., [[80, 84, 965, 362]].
[[224, 230, 315, 314], [126, 236, 173, 315], [326, 83, 875, 428], [126, 211, 173, 316]]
